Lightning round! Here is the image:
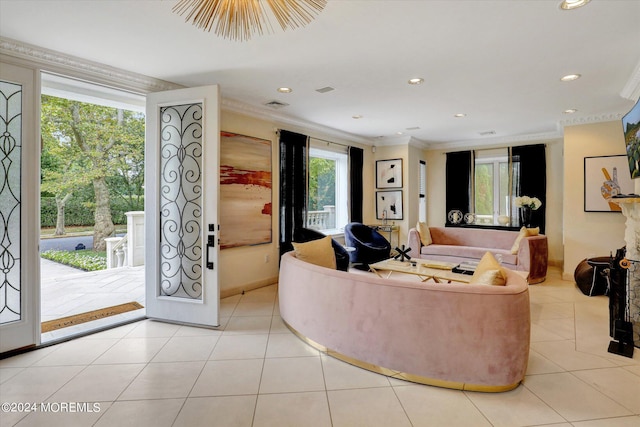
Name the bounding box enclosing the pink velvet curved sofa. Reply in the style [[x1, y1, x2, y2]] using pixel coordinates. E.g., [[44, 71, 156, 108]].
[[278, 251, 531, 392]]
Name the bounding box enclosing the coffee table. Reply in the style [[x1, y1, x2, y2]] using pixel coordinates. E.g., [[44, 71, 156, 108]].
[[368, 258, 471, 283]]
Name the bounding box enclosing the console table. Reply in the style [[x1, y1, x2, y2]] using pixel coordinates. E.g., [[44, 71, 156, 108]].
[[367, 224, 400, 248]]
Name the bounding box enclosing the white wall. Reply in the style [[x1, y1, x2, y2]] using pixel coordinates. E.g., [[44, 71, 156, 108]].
[[368, 144, 424, 247], [562, 121, 628, 280]]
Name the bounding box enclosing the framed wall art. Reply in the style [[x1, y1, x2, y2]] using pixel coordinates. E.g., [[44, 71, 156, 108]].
[[220, 131, 272, 248], [376, 190, 403, 220], [584, 154, 633, 212], [376, 158, 402, 188]]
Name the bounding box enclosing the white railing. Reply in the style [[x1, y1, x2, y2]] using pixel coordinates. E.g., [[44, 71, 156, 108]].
[[105, 210, 145, 269], [306, 205, 335, 230], [105, 234, 128, 269]]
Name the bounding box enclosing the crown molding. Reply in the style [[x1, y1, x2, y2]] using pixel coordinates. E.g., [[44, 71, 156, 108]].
[[558, 112, 625, 129], [0, 37, 181, 94], [425, 131, 563, 152], [221, 97, 374, 146], [621, 57, 640, 101], [0, 37, 373, 145]]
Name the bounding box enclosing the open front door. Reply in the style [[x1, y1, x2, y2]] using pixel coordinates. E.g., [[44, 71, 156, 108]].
[[145, 86, 220, 327], [0, 62, 40, 353]]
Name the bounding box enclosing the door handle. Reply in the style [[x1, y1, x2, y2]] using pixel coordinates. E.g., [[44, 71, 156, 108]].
[[206, 235, 215, 269]]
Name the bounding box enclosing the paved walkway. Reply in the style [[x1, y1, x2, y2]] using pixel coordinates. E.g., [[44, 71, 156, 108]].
[[40, 258, 145, 343]]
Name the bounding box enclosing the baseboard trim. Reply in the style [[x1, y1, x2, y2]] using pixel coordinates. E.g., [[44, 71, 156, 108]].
[[221, 276, 279, 299]]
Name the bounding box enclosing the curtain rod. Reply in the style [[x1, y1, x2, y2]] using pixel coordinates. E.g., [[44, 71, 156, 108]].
[[276, 129, 354, 149], [309, 136, 351, 149]]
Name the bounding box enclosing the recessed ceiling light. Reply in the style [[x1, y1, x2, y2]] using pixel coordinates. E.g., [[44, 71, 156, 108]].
[[352, 115, 363, 119], [559, 0, 591, 11], [454, 113, 467, 118], [560, 74, 581, 82], [277, 87, 292, 93], [408, 78, 424, 85], [396, 131, 404, 135], [563, 108, 578, 114]]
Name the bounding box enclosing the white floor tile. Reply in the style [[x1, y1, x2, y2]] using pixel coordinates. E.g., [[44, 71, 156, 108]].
[[151, 335, 219, 362], [327, 387, 412, 427], [572, 367, 640, 413], [209, 334, 268, 360], [524, 372, 633, 421], [190, 359, 263, 397], [93, 337, 169, 364], [465, 384, 566, 426], [94, 398, 184, 427], [253, 392, 331, 427], [259, 357, 325, 394], [530, 340, 618, 371], [394, 385, 492, 427], [223, 316, 273, 335], [14, 401, 111, 427], [49, 364, 145, 402], [173, 396, 256, 427], [118, 361, 204, 400], [265, 333, 319, 358]]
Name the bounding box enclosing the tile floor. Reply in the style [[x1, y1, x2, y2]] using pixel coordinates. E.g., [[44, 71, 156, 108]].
[[1, 266, 639, 426]]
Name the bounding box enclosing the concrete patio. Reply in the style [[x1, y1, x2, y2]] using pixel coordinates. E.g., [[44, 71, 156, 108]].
[[40, 258, 145, 343]]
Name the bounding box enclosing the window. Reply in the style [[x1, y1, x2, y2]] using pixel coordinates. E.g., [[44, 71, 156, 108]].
[[473, 148, 517, 225], [307, 143, 348, 234]]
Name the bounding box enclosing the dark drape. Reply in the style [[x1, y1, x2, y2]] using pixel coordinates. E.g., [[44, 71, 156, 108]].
[[445, 151, 472, 223], [348, 146, 364, 223], [279, 130, 308, 256], [512, 144, 546, 233]]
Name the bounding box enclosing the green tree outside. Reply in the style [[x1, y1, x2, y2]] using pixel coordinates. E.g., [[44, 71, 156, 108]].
[[40, 95, 145, 250]]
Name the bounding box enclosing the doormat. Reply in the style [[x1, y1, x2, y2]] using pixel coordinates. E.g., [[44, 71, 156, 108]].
[[41, 302, 144, 333]]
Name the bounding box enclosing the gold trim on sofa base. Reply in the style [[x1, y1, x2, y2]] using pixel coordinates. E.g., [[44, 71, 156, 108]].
[[283, 320, 522, 393]]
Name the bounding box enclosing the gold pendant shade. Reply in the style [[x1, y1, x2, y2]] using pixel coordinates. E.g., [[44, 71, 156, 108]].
[[173, 0, 327, 41]]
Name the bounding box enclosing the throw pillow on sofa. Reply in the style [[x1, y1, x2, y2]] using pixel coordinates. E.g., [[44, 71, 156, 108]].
[[470, 252, 507, 286], [416, 221, 432, 246], [292, 236, 337, 269], [510, 226, 540, 254]]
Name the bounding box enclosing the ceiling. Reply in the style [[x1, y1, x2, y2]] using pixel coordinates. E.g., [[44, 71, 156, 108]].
[[1, 0, 639, 149]]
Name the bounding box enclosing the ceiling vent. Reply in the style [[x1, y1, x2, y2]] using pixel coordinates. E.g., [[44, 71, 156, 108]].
[[479, 130, 496, 136], [406, 126, 421, 131], [316, 86, 335, 93], [264, 100, 289, 109]]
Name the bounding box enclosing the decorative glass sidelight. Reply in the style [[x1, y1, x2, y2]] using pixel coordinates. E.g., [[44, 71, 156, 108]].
[[159, 103, 204, 300], [0, 81, 22, 324]]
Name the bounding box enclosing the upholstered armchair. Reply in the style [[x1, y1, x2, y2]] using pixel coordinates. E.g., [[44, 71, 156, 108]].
[[344, 222, 391, 269], [293, 228, 350, 271]]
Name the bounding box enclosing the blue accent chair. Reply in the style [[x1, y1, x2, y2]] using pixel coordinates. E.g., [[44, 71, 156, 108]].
[[344, 222, 391, 269]]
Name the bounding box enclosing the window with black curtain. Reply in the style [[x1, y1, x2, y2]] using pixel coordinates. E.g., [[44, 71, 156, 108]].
[[279, 130, 308, 256], [445, 144, 546, 232]]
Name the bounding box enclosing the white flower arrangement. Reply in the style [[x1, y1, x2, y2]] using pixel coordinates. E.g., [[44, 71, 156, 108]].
[[515, 195, 542, 210]]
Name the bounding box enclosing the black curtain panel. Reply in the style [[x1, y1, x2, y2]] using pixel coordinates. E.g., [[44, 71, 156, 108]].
[[445, 151, 472, 223], [512, 144, 546, 233], [348, 146, 364, 223], [279, 130, 308, 256]]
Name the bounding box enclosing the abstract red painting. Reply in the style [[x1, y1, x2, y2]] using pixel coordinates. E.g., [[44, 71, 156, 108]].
[[220, 132, 272, 249]]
